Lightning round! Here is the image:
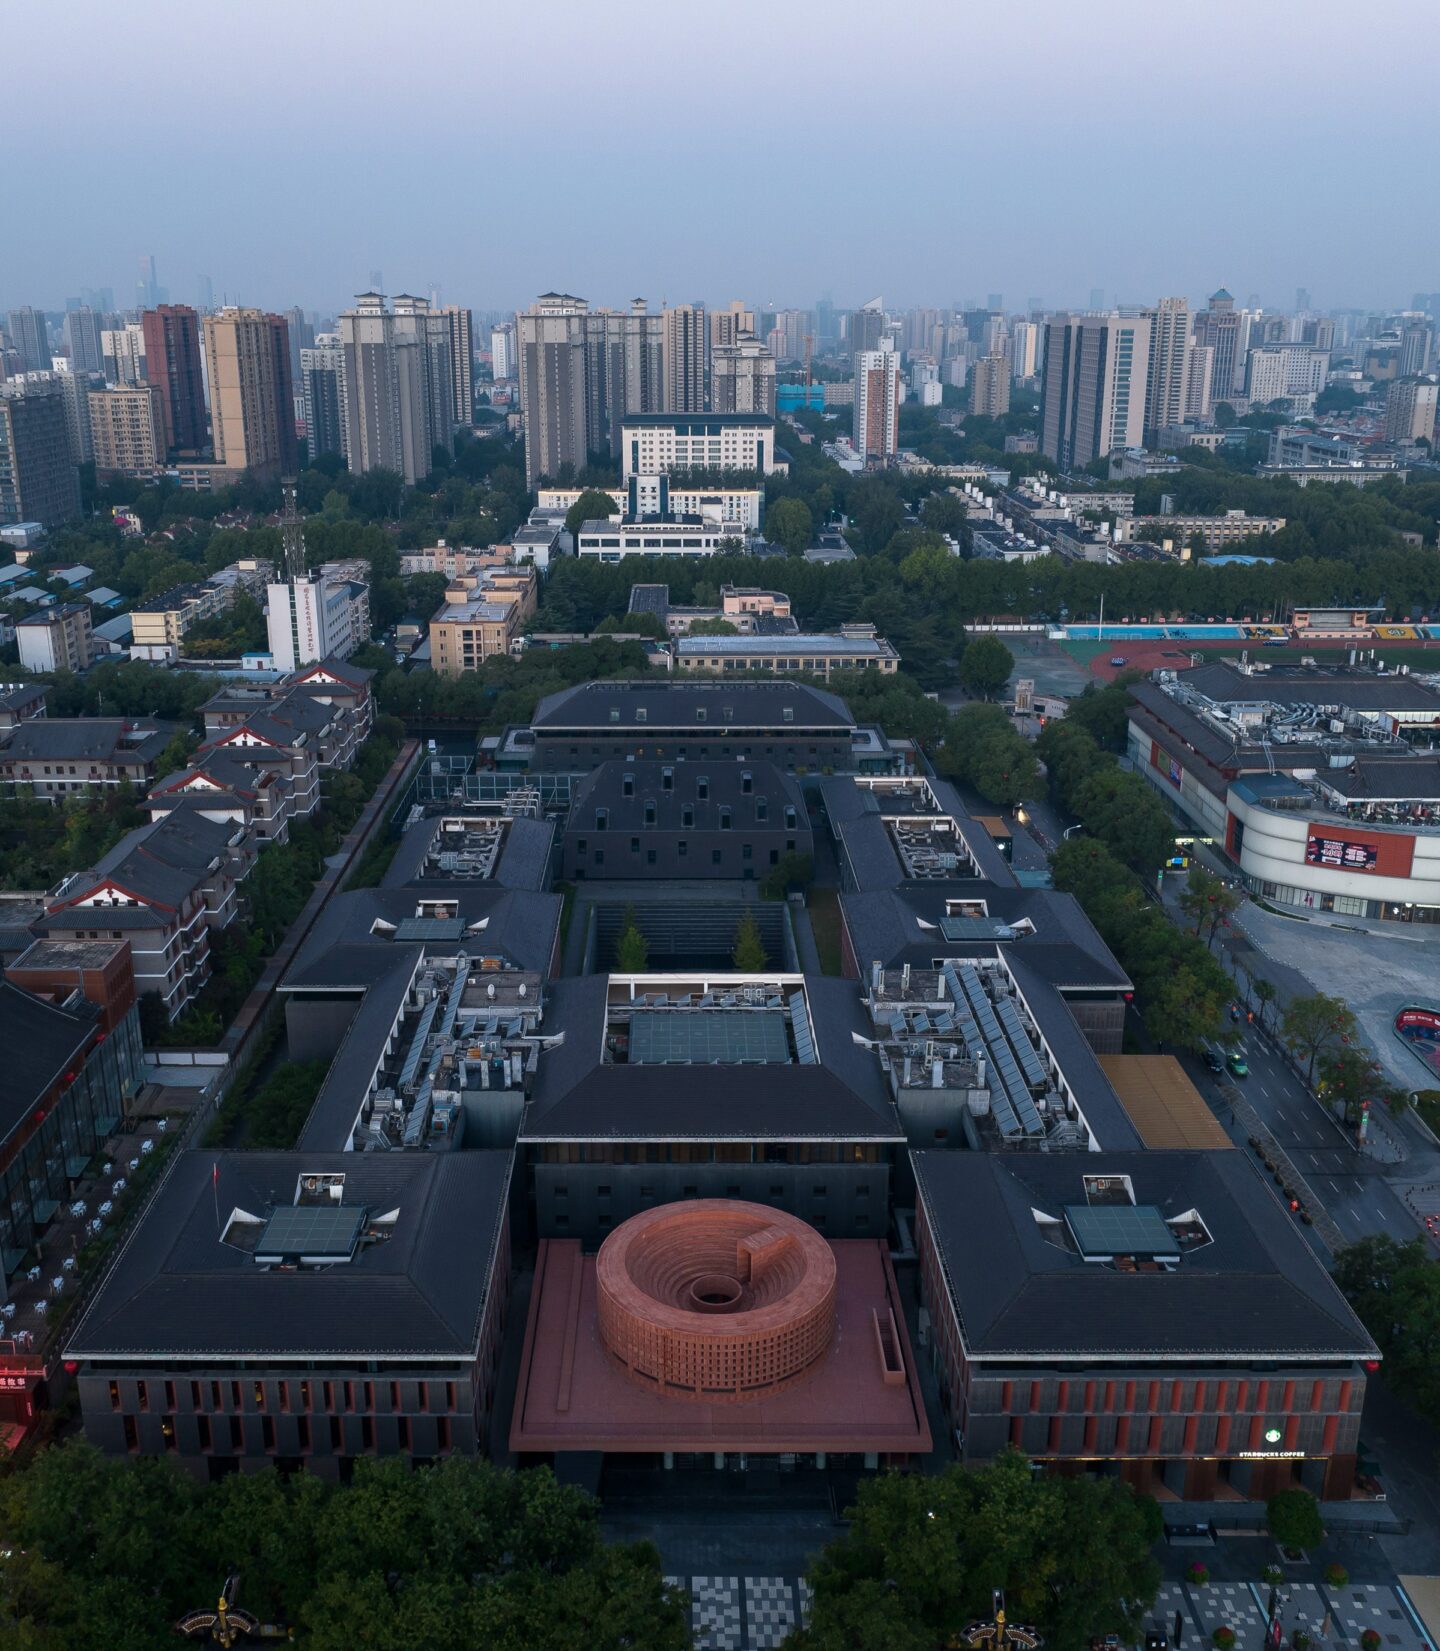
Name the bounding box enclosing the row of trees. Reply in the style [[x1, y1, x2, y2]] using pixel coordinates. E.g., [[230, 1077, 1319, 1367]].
[[1335, 1236, 1440, 1425], [0, 1445, 687, 1651]]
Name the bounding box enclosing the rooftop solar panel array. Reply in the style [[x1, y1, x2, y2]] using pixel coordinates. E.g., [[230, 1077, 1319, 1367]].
[[394, 916, 467, 942], [788, 993, 818, 1065], [943, 962, 1044, 1138], [997, 996, 1049, 1089], [629, 1008, 789, 1066], [1064, 1203, 1178, 1260], [398, 994, 440, 1091]]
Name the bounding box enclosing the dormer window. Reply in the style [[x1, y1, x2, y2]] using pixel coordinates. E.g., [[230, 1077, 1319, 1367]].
[[696, 707, 707, 723], [644, 800, 656, 826], [723, 707, 734, 722], [681, 804, 695, 828], [783, 707, 794, 723], [635, 707, 647, 722], [661, 766, 674, 791], [595, 808, 608, 830], [609, 707, 620, 723], [756, 797, 768, 821], [622, 773, 635, 797], [697, 775, 709, 800], [719, 806, 732, 830]]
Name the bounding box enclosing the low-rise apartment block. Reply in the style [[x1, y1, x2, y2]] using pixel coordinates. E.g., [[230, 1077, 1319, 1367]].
[[429, 566, 539, 675], [1116, 510, 1287, 553], [677, 628, 899, 681], [619, 413, 778, 479], [575, 514, 744, 562], [42, 811, 256, 1019], [16, 602, 94, 673], [0, 717, 176, 799]]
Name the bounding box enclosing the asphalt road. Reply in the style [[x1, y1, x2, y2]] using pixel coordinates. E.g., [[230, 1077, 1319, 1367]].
[[1204, 1027, 1422, 1247]]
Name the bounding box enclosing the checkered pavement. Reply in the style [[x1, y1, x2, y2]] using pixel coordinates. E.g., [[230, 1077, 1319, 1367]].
[[666, 1575, 812, 1650]]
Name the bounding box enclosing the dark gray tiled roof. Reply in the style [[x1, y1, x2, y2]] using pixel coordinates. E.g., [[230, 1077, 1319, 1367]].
[[1, 718, 176, 765], [568, 757, 806, 833], [291, 887, 561, 976], [839, 881, 1130, 995], [380, 814, 556, 892], [532, 678, 854, 732], [66, 1150, 512, 1360], [1324, 756, 1440, 800], [0, 978, 96, 1143], [913, 1149, 1378, 1360], [1181, 662, 1440, 714], [523, 975, 901, 1141]]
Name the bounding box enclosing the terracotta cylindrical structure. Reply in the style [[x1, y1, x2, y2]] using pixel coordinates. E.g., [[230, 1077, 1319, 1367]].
[[595, 1200, 837, 1402]]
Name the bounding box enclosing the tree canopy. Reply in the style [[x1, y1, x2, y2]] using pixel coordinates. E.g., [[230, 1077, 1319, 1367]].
[[1334, 1235, 1440, 1422], [958, 634, 1015, 699], [0, 1445, 688, 1651], [795, 1452, 1160, 1651]]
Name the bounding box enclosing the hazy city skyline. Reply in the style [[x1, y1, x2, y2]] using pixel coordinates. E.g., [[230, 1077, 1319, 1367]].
[[6, 0, 1439, 316]]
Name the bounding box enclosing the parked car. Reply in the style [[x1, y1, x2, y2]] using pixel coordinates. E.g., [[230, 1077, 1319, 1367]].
[[1203, 1049, 1224, 1074]]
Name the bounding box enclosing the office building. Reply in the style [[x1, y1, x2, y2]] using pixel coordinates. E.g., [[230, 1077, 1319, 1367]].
[[524, 679, 859, 773], [1038, 314, 1151, 469], [63, 307, 104, 377], [1385, 378, 1439, 444], [853, 349, 901, 463], [848, 300, 885, 358], [5, 307, 49, 373], [619, 412, 777, 479], [0, 383, 81, 529], [267, 561, 368, 672], [490, 320, 516, 380], [1143, 297, 1192, 440], [101, 323, 147, 386], [915, 1149, 1375, 1499], [1194, 289, 1242, 400], [442, 304, 474, 427], [575, 513, 742, 561], [299, 345, 345, 462], [662, 303, 706, 412], [0, 954, 144, 1433], [710, 338, 777, 415], [141, 304, 207, 455], [516, 293, 589, 486], [970, 353, 1011, 417], [88, 385, 166, 478], [1245, 345, 1328, 409], [202, 308, 297, 478]]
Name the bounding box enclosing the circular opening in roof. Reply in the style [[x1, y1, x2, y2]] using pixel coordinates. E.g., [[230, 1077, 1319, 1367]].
[[687, 1273, 744, 1313]]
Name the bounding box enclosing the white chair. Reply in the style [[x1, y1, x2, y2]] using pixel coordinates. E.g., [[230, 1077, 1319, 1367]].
[[50, 1276, 64, 1294], [140, 1140, 154, 1156], [128, 1158, 140, 1171], [33, 1299, 47, 1317], [99, 1201, 113, 1217], [113, 1178, 126, 1194], [61, 1256, 76, 1272], [156, 1118, 167, 1132], [25, 1267, 40, 1283]]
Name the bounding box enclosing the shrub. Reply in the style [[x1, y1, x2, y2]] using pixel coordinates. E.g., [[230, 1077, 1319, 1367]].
[[1293, 1631, 1311, 1651], [1361, 1631, 1382, 1650], [1188, 1562, 1210, 1585], [1213, 1629, 1235, 1650], [1325, 1564, 1349, 1588], [1262, 1564, 1284, 1585]]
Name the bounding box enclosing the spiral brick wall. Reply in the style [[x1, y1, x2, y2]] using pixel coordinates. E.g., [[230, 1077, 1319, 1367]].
[[595, 1200, 837, 1402]]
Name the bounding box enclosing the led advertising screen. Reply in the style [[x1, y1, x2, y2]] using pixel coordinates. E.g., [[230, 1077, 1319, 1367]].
[[1305, 834, 1378, 871]]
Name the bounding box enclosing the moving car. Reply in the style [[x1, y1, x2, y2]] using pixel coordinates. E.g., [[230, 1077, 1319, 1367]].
[[1226, 1051, 1249, 1078]]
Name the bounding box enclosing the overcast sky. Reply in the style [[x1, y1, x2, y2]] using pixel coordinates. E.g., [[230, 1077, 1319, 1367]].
[[6, 0, 1438, 319]]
